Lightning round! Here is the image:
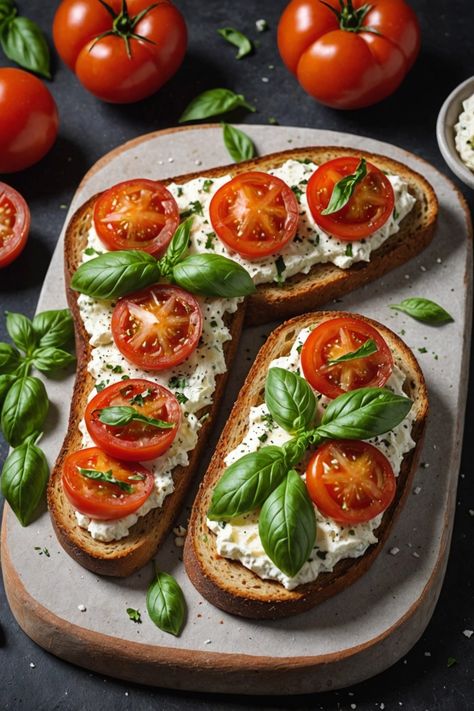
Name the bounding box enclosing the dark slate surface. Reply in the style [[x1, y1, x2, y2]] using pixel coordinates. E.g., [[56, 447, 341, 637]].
[[1, 1, 473, 709]]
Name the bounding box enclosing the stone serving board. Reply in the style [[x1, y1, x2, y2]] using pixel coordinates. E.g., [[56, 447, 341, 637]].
[[2, 126, 472, 695]]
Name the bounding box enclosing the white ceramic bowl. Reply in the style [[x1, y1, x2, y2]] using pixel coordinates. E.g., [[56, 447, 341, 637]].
[[437, 76, 474, 189]]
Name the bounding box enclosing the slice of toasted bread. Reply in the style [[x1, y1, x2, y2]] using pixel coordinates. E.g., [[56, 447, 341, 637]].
[[47, 199, 246, 577], [183, 311, 428, 619]]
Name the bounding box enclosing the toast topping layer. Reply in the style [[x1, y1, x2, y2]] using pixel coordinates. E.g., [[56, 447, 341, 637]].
[[207, 326, 416, 590]]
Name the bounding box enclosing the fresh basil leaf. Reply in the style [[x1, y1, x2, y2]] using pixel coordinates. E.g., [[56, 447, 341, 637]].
[[265, 368, 316, 434], [32, 347, 75, 373], [208, 446, 287, 520], [0, 374, 15, 408], [327, 338, 378, 365], [222, 123, 255, 163], [32, 309, 74, 348], [390, 297, 454, 325], [316, 387, 412, 441], [1, 436, 49, 526], [126, 607, 142, 623], [259, 470, 316, 578], [5, 312, 37, 355], [0, 342, 21, 374], [172, 254, 255, 297], [77, 467, 133, 493], [218, 27, 253, 59], [159, 218, 193, 276], [146, 570, 186, 637], [1, 376, 48, 447], [281, 435, 310, 467], [179, 89, 255, 123], [1, 16, 51, 79], [98, 405, 174, 429], [71, 250, 161, 300], [321, 158, 367, 215]]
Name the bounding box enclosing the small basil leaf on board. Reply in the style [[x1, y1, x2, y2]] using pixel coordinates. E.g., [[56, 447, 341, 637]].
[[327, 338, 378, 365], [146, 570, 186, 636], [1, 437, 49, 526], [159, 218, 193, 276], [0, 342, 21, 374], [98, 405, 174, 429], [265, 368, 317, 434], [222, 123, 256, 163], [32, 347, 76, 373], [217, 27, 253, 59], [179, 89, 256, 123], [321, 158, 367, 215], [317, 387, 412, 441], [259, 470, 316, 578], [5, 312, 37, 355], [390, 297, 454, 325], [32, 309, 74, 348], [1, 376, 48, 447], [71, 250, 161, 300], [172, 254, 255, 297], [0, 16, 51, 79], [0, 374, 15, 408], [208, 446, 288, 520]]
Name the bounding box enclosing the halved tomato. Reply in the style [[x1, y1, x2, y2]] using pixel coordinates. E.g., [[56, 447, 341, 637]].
[[93, 179, 179, 256], [301, 316, 393, 399], [0, 182, 30, 268], [306, 157, 395, 240], [111, 284, 202, 370], [62, 446, 154, 520], [85, 379, 181, 461], [209, 171, 299, 258], [306, 440, 396, 524]]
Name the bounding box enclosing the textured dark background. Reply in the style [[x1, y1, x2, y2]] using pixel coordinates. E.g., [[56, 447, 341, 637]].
[[1, 1, 473, 709]]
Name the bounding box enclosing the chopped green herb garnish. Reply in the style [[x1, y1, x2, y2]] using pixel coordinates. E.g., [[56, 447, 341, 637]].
[[181, 200, 203, 219], [95, 381, 106, 392], [345, 243, 353, 258], [84, 246, 102, 256], [202, 179, 214, 193], [291, 185, 303, 200], [127, 608, 142, 624], [176, 392, 189, 405], [130, 388, 153, 406], [275, 256, 286, 284], [205, 231, 215, 249], [169, 376, 187, 390]]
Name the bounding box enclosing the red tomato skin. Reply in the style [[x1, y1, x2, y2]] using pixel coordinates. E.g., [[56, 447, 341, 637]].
[[0, 69, 59, 173], [0, 182, 30, 268], [277, 0, 420, 109], [52, 0, 112, 70]]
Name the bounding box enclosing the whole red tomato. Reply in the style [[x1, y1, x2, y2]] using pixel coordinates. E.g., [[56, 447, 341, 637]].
[[0, 69, 59, 173], [53, 0, 187, 103], [277, 0, 420, 109]]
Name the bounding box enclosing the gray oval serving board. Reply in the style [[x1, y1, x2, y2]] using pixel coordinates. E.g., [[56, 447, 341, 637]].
[[1, 125, 472, 695]]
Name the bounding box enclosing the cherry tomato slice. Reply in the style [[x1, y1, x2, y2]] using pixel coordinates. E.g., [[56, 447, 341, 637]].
[[301, 316, 393, 399], [93, 179, 179, 257], [0, 182, 30, 268], [85, 379, 181, 462], [111, 284, 202, 371], [62, 446, 154, 520], [306, 439, 396, 524], [209, 171, 299, 258], [306, 157, 395, 240]]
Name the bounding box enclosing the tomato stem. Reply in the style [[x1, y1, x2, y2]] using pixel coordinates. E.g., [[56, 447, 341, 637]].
[[90, 0, 159, 59], [319, 0, 375, 33]]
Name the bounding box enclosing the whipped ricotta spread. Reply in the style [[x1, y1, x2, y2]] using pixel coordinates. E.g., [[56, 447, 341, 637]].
[[455, 93, 474, 171], [207, 327, 416, 590]]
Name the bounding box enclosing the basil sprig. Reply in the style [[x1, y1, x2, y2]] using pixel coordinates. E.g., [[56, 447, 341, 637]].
[[218, 27, 253, 59], [265, 368, 316, 434], [0, 1, 51, 78], [321, 158, 367, 215], [390, 297, 454, 325], [71, 250, 161, 300], [98, 405, 174, 430], [158, 217, 193, 277], [327, 338, 378, 365], [179, 88, 255, 123], [222, 123, 256, 163], [146, 569, 187, 636], [77, 467, 133, 493], [1, 433, 49, 526]]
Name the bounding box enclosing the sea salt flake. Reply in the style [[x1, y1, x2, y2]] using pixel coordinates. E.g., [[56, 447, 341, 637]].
[[463, 629, 473, 638], [389, 547, 400, 556]]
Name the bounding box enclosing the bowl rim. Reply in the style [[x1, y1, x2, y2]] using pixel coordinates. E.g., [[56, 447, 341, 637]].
[[436, 75, 474, 189]]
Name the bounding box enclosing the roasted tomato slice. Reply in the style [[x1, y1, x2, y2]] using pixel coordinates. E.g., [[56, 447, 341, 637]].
[[306, 157, 395, 240], [301, 316, 393, 399], [0, 182, 30, 268], [306, 440, 396, 524], [93, 179, 179, 256], [85, 378, 181, 462], [62, 446, 154, 520], [209, 171, 299, 258], [111, 284, 202, 371]]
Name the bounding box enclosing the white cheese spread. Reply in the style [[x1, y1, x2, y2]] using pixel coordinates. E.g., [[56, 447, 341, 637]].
[[455, 93, 474, 171], [207, 327, 416, 590]]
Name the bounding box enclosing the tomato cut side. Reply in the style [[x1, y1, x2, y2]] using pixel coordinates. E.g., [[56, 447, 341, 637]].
[[306, 157, 395, 240], [306, 440, 396, 524], [111, 284, 202, 371], [209, 171, 299, 258], [62, 447, 154, 520], [85, 379, 181, 461], [93, 179, 179, 256], [0, 183, 31, 268], [301, 316, 393, 399]]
